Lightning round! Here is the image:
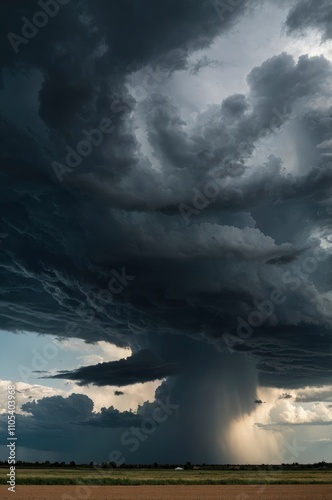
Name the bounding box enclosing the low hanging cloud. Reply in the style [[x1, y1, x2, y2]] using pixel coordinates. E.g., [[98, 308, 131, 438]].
[[50, 350, 181, 386]]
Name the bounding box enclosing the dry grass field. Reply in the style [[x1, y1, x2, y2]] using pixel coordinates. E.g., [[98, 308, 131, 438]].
[[1, 467, 331, 485], [0, 484, 332, 500]]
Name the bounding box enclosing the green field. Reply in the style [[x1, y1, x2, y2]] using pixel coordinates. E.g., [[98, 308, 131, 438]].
[[1, 468, 332, 485]]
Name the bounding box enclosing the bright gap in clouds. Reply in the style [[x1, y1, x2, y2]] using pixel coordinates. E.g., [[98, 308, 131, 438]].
[[147, 4, 332, 119], [287, 30, 332, 62], [311, 228, 332, 250], [228, 385, 332, 463], [0, 331, 160, 413], [0, 330, 130, 387], [127, 2, 332, 180]]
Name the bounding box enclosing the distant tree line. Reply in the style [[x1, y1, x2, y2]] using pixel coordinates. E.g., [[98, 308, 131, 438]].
[[0, 460, 331, 470]]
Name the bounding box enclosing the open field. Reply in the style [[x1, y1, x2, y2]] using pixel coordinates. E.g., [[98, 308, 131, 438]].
[[1, 468, 332, 485], [1, 485, 332, 500]]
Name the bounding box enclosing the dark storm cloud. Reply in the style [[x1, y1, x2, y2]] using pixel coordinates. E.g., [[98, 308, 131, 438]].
[[1, 0, 252, 84], [21, 393, 94, 425], [130, 53, 332, 215], [1, 50, 332, 392], [2, 353, 260, 463], [285, 0, 332, 41], [1, 0, 254, 186], [1, 0, 332, 464], [83, 406, 142, 428], [242, 324, 332, 389], [20, 393, 142, 429], [51, 349, 181, 386], [0, 393, 143, 458], [5, 49, 330, 217]]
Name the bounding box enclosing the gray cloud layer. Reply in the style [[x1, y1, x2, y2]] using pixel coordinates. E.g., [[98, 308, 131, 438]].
[[286, 0, 332, 41]]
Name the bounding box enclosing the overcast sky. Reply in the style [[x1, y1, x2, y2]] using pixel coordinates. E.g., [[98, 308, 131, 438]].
[[1, 0, 332, 465]]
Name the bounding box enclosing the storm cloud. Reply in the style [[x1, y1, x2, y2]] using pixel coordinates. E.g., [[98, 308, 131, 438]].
[[285, 0, 332, 41], [51, 349, 181, 386], [1, 0, 332, 464]]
